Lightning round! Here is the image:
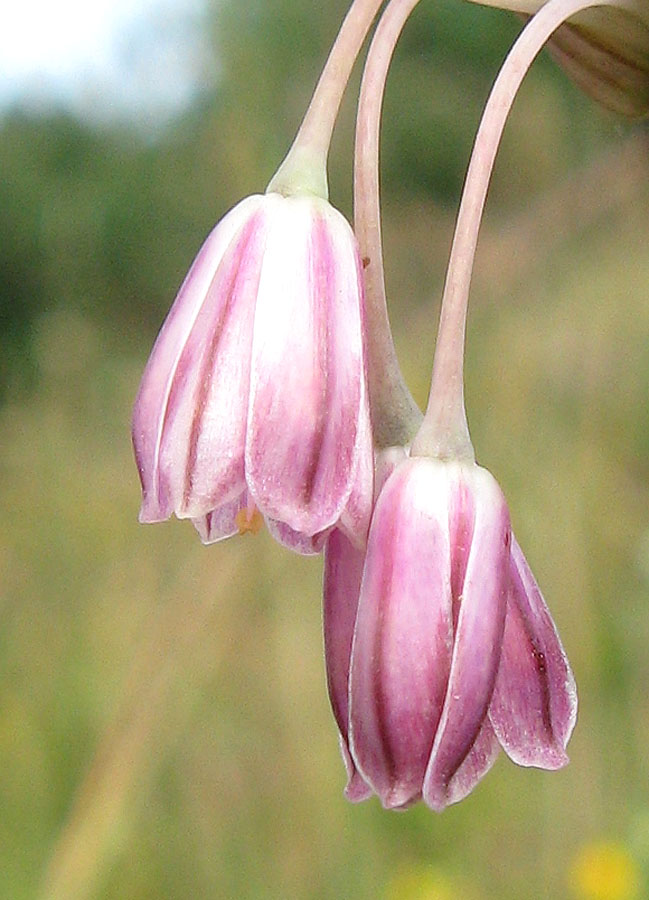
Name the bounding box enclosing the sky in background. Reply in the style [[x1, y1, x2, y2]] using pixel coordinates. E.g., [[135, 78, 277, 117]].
[[0, 0, 214, 125]]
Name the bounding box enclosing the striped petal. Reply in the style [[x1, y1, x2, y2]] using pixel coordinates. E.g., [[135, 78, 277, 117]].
[[323, 528, 372, 801], [349, 460, 454, 809], [488, 536, 577, 768], [246, 195, 367, 535], [337, 383, 374, 550], [439, 717, 501, 809], [192, 490, 248, 544], [266, 518, 330, 555], [423, 465, 510, 812]]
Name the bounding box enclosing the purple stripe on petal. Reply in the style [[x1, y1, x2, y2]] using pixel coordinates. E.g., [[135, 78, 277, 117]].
[[323, 530, 365, 757], [266, 518, 330, 555], [430, 717, 500, 811], [423, 465, 509, 812], [488, 536, 577, 769], [337, 384, 373, 550], [159, 207, 269, 519], [246, 196, 365, 534], [133, 195, 265, 522], [192, 490, 249, 544], [340, 738, 373, 803], [350, 460, 454, 810]]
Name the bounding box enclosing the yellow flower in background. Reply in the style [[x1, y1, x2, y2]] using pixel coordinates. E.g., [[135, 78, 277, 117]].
[[384, 863, 467, 900], [570, 840, 641, 900]]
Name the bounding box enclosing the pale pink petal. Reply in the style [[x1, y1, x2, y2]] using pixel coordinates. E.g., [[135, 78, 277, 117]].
[[349, 460, 454, 810], [340, 738, 373, 803], [488, 537, 577, 768], [133, 195, 266, 522], [163, 215, 271, 519], [323, 529, 370, 798], [266, 519, 330, 555], [337, 385, 374, 550], [424, 465, 509, 812], [246, 195, 366, 535], [433, 717, 500, 810], [192, 490, 248, 544]]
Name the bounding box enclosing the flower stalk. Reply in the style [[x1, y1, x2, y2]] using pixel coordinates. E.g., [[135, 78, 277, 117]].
[[268, 0, 387, 199], [353, 0, 423, 447], [411, 0, 633, 462]]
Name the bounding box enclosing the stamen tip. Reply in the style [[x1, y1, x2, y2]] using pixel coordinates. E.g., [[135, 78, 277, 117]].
[[236, 506, 264, 536]]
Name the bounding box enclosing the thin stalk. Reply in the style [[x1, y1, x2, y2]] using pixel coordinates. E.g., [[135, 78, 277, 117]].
[[411, 0, 631, 460], [354, 0, 424, 447], [268, 0, 387, 199]]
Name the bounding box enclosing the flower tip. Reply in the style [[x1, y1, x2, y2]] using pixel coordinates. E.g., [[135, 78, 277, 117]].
[[505, 741, 570, 771], [423, 793, 450, 814], [138, 497, 169, 525], [340, 740, 372, 803], [192, 516, 210, 544], [547, 747, 570, 770], [489, 536, 578, 772], [358, 765, 423, 810], [344, 773, 373, 803], [422, 776, 474, 814], [266, 518, 329, 554], [421, 774, 457, 813], [336, 516, 368, 553]]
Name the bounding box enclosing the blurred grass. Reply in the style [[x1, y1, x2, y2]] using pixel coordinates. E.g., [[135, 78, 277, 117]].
[[2, 1, 649, 897]]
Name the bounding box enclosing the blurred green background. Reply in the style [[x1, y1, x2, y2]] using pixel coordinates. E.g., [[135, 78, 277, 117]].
[[1, 0, 649, 898]]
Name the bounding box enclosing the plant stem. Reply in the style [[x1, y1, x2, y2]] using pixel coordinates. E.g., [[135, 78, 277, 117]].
[[354, 0, 424, 447], [268, 0, 387, 199], [411, 0, 630, 460]]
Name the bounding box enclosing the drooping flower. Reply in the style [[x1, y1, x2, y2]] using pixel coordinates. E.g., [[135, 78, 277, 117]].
[[132, 0, 393, 553], [132, 191, 373, 552], [323, 454, 577, 811]]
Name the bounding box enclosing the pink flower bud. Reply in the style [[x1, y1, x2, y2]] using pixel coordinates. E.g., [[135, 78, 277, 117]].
[[132, 192, 373, 551], [323, 455, 577, 811]]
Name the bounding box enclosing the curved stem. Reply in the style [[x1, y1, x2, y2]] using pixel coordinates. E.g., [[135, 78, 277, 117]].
[[354, 0, 424, 447], [268, 0, 387, 199], [411, 0, 630, 460]]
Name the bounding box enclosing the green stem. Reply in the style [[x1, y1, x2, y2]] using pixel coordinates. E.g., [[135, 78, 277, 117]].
[[267, 0, 386, 199], [353, 0, 424, 447], [411, 0, 631, 460]]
